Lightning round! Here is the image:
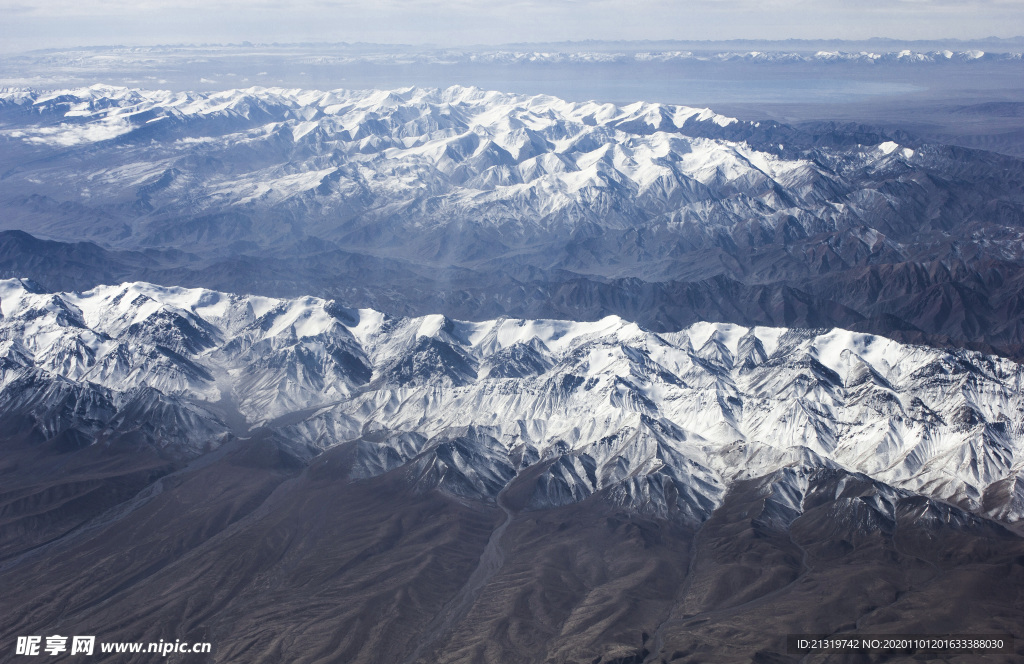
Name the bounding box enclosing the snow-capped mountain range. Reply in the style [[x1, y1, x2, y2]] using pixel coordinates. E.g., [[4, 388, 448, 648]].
[[3, 278, 1021, 528], [0, 83, 920, 259], [3, 70, 1024, 663], [11, 47, 1020, 71], [398, 49, 1022, 65], [0, 84, 785, 241]]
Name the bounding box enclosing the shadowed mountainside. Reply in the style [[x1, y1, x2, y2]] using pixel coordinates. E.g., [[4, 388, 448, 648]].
[[2, 437, 1022, 664]]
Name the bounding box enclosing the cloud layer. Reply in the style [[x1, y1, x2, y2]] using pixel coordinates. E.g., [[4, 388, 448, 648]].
[[1, 0, 1022, 52]]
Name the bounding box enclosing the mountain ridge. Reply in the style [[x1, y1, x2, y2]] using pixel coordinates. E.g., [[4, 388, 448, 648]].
[[2, 278, 1023, 533]]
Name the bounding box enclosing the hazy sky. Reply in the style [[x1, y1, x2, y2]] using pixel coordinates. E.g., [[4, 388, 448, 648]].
[[1, 0, 1022, 52]]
